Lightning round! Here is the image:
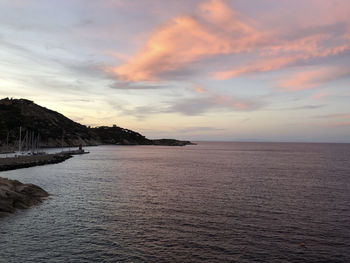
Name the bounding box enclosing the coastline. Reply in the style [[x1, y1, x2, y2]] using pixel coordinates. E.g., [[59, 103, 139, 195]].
[[0, 152, 74, 217]]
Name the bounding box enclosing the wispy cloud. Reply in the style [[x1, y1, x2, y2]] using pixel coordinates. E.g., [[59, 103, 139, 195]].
[[278, 67, 350, 91], [315, 113, 350, 119], [176, 126, 225, 133], [313, 91, 330, 99], [109, 92, 264, 119], [282, 104, 326, 110], [314, 113, 350, 127], [330, 121, 350, 127], [193, 84, 208, 93], [167, 94, 264, 115], [109, 82, 165, 90]]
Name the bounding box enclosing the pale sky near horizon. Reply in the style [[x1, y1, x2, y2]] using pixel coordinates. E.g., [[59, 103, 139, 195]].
[[1, 0, 350, 142]]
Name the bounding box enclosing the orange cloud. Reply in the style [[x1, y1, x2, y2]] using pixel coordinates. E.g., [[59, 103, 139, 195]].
[[110, 16, 229, 81], [109, 0, 263, 82], [193, 84, 208, 93]]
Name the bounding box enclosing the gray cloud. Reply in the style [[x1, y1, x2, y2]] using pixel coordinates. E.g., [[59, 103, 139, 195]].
[[166, 96, 265, 116], [283, 104, 326, 110], [176, 126, 225, 133], [109, 94, 265, 120], [109, 82, 166, 90]]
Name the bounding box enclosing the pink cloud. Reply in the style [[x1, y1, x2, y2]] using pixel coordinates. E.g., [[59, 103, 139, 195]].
[[108, 0, 264, 81], [107, 0, 350, 84], [109, 15, 229, 81], [278, 67, 350, 91], [330, 121, 350, 127], [317, 114, 350, 119], [212, 36, 350, 79], [212, 56, 295, 79], [320, 113, 350, 127], [210, 95, 253, 110], [313, 92, 329, 99], [193, 84, 208, 93]]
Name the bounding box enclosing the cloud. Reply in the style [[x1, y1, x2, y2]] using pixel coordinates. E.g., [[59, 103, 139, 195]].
[[240, 118, 250, 123], [282, 104, 326, 110], [314, 112, 350, 127], [108, 16, 226, 81], [109, 82, 165, 90], [106, 0, 350, 84], [278, 67, 350, 91], [212, 35, 350, 79], [330, 121, 350, 127], [313, 92, 330, 99], [176, 126, 225, 133], [109, 91, 264, 118], [193, 84, 207, 93], [212, 56, 295, 79], [167, 95, 264, 115], [107, 0, 263, 81], [315, 113, 350, 119]]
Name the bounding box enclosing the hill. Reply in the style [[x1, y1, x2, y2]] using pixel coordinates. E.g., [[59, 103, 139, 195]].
[[0, 98, 193, 150]]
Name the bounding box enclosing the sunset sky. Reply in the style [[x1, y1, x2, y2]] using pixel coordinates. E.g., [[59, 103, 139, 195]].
[[1, 0, 350, 142]]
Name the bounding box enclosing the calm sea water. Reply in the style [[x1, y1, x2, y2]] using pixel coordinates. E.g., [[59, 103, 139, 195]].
[[1, 142, 350, 263]]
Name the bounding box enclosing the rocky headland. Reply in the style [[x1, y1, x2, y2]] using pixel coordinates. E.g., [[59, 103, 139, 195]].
[[0, 177, 48, 218], [0, 98, 194, 150]]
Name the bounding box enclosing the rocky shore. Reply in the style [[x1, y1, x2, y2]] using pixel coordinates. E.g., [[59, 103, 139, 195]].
[[0, 177, 49, 218], [0, 153, 77, 217]]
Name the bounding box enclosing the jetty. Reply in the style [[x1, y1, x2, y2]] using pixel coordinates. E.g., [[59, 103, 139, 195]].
[[0, 153, 72, 172]]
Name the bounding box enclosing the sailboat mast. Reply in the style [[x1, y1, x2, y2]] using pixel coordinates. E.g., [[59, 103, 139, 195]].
[[37, 133, 40, 153], [6, 131, 9, 151], [32, 131, 34, 153], [61, 130, 64, 152], [18, 126, 22, 153]]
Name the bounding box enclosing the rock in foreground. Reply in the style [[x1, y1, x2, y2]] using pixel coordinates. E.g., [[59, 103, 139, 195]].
[[0, 177, 48, 218]]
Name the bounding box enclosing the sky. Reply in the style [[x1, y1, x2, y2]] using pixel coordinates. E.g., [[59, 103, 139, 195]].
[[1, 0, 350, 142]]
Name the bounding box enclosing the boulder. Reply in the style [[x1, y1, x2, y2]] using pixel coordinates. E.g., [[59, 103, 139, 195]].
[[0, 177, 48, 217]]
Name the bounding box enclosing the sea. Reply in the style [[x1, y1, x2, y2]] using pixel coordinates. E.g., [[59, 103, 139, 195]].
[[1, 142, 350, 263]]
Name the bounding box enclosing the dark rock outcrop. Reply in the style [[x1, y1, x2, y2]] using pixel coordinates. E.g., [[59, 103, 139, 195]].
[[151, 139, 195, 146], [0, 177, 48, 218], [91, 125, 152, 145]]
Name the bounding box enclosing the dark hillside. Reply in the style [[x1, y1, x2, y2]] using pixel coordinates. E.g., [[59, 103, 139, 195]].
[[0, 98, 193, 150], [0, 98, 98, 148]]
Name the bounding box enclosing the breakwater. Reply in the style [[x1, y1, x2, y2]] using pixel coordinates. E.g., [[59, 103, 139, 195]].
[[0, 153, 72, 172]]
